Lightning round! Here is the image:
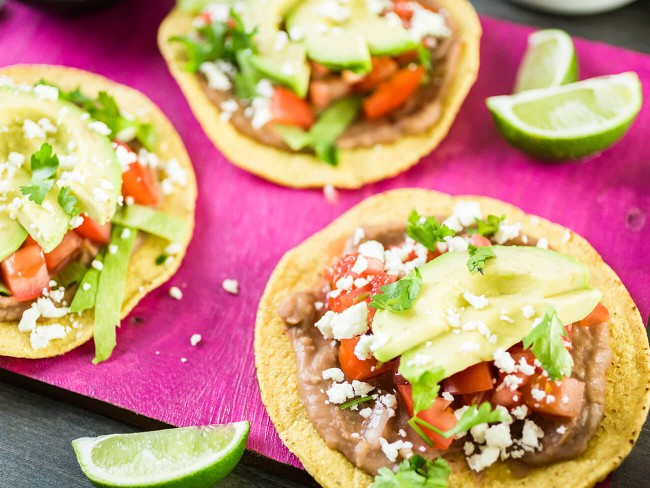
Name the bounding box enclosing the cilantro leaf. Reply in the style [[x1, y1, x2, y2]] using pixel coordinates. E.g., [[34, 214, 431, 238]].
[[19, 143, 59, 205], [170, 20, 229, 72], [522, 308, 573, 380], [340, 396, 373, 410], [399, 361, 445, 415], [416, 44, 433, 73], [472, 214, 505, 237], [370, 268, 422, 312], [372, 455, 450, 488], [58, 186, 80, 216], [467, 244, 496, 274], [442, 402, 511, 438], [406, 210, 455, 252]]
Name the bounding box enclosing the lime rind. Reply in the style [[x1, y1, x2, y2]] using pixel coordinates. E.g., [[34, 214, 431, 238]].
[[72, 422, 250, 488], [487, 72, 642, 160], [514, 29, 578, 93]]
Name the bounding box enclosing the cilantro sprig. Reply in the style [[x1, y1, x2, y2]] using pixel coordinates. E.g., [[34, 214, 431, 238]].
[[40, 81, 157, 150], [522, 308, 573, 380], [471, 214, 505, 237], [372, 455, 450, 488], [340, 396, 373, 410], [58, 186, 80, 216], [370, 268, 423, 312], [467, 244, 496, 274], [399, 363, 445, 416], [19, 143, 59, 205], [406, 210, 455, 252]]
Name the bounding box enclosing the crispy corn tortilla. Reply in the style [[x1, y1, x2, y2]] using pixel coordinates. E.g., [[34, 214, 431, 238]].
[[255, 188, 650, 487], [0, 64, 197, 359], [158, 1, 481, 189]]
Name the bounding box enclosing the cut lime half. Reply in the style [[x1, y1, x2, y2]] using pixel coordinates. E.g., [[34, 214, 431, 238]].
[[514, 29, 578, 93], [487, 72, 642, 160], [72, 422, 249, 488]]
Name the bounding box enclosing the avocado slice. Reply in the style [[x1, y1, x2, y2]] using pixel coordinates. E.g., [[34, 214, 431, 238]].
[[399, 288, 602, 380], [250, 44, 311, 98], [347, 2, 417, 56], [0, 212, 27, 261], [0, 88, 121, 225], [372, 246, 597, 362]]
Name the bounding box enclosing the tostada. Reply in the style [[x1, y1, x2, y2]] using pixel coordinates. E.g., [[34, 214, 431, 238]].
[[159, 0, 480, 188], [0, 65, 196, 362], [255, 189, 649, 487]]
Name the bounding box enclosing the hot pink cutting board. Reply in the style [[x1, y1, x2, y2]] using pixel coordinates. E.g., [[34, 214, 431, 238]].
[[0, 0, 648, 473]]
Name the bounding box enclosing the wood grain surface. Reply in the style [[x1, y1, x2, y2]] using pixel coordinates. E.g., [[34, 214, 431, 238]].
[[0, 0, 648, 486]]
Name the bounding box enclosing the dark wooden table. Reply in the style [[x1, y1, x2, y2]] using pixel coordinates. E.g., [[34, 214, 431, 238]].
[[1, 1, 649, 486]]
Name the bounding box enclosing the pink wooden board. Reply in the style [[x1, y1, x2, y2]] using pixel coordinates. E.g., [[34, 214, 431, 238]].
[[0, 0, 648, 473]]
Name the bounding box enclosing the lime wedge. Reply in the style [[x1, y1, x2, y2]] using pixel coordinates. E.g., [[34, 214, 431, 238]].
[[487, 72, 642, 160], [72, 422, 250, 488], [514, 29, 578, 93]]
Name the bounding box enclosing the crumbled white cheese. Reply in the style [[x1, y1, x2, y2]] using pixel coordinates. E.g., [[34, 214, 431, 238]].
[[33, 84, 59, 102], [354, 334, 374, 360], [169, 286, 183, 300], [511, 405, 529, 420], [89, 120, 112, 136], [494, 221, 521, 245], [36, 297, 68, 318], [443, 201, 482, 232], [322, 367, 345, 382], [463, 292, 488, 310], [521, 420, 544, 449], [219, 99, 239, 122], [351, 255, 368, 275], [352, 380, 374, 397], [18, 305, 41, 332], [324, 302, 369, 340], [493, 348, 516, 374], [199, 61, 233, 91], [379, 394, 397, 409], [30, 323, 67, 350], [335, 275, 354, 291], [485, 423, 513, 449], [315, 0, 350, 22], [23, 119, 47, 139], [91, 260, 104, 271], [442, 391, 455, 402], [379, 438, 413, 463], [326, 381, 355, 404], [556, 425, 567, 434], [190, 333, 202, 346], [222, 279, 239, 295], [467, 446, 500, 472], [358, 240, 385, 262], [536, 238, 549, 249], [359, 407, 373, 419], [521, 305, 535, 319], [444, 235, 469, 253], [408, 2, 451, 42], [459, 341, 481, 353], [562, 229, 571, 243]]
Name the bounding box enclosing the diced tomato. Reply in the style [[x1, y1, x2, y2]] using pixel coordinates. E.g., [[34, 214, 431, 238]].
[[74, 215, 111, 245], [392, 0, 414, 22], [116, 142, 161, 207], [491, 383, 522, 409], [200, 11, 212, 24], [577, 303, 610, 327], [443, 362, 494, 395], [270, 87, 315, 130], [310, 61, 330, 79], [44, 231, 83, 273], [367, 273, 398, 320], [22, 235, 39, 248], [470, 234, 492, 247], [325, 253, 384, 286], [309, 78, 351, 108], [522, 375, 584, 418], [353, 57, 399, 93], [329, 284, 372, 313], [462, 390, 491, 406], [363, 65, 425, 120], [1, 246, 50, 301], [339, 336, 392, 381], [395, 50, 419, 65], [398, 385, 457, 450]]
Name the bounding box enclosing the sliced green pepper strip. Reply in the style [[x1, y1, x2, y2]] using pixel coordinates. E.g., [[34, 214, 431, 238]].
[[56, 261, 88, 288], [111, 205, 188, 242], [69, 251, 105, 313], [93, 226, 136, 364]]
